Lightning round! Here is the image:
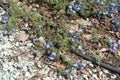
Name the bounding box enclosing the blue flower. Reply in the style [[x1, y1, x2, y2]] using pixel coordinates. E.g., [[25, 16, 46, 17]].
[[46, 43, 51, 49], [103, 10, 109, 15], [97, 0, 104, 4], [3, 30, 9, 36], [78, 28, 83, 32], [32, 38, 37, 42], [96, 10, 100, 14], [109, 39, 118, 52], [73, 63, 79, 68], [74, 3, 80, 10], [71, 35, 77, 42], [78, 44, 83, 50], [111, 19, 118, 24], [65, 69, 71, 73], [1, 15, 9, 24], [48, 52, 56, 61], [36, 25, 42, 29]]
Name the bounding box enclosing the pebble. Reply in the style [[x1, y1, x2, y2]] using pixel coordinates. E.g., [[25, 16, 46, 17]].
[[88, 63, 94, 67], [25, 71, 31, 77]]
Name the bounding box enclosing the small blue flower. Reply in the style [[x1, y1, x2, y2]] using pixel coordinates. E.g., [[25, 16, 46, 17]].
[[3, 30, 9, 36], [110, 3, 116, 7], [32, 38, 37, 42], [97, 0, 104, 4], [111, 19, 118, 24], [78, 44, 83, 50], [74, 3, 80, 10], [1, 15, 9, 24], [109, 39, 118, 52], [46, 44, 51, 49], [48, 52, 56, 61], [103, 11, 109, 15], [65, 69, 71, 73], [73, 63, 79, 68], [36, 25, 42, 29], [71, 35, 77, 42], [78, 28, 83, 32], [79, 66, 84, 71], [96, 10, 100, 14]]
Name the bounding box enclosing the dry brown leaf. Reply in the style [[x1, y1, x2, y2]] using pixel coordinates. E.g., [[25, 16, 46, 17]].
[[15, 33, 29, 42], [76, 18, 92, 27], [115, 32, 120, 38], [69, 23, 78, 32], [37, 69, 45, 77], [81, 70, 91, 77], [99, 48, 108, 52], [53, 62, 65, 69], [82, 34, 92, 40]]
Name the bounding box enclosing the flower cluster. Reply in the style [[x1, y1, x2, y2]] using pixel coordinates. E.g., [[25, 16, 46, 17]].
[[48, 52, 56, 61], [111, 18, 120, 32], [78, 44, 85, 54], [68, 2, 82, 14], [1, 14, 9, 24], [3, 30, 9, 36], [73, 61, 86, 71], [109, 39, 118, 52]]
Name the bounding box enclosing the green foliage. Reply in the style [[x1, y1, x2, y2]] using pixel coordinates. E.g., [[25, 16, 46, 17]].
[[91, 34, 100, 42], [57, 68, 66, 76], [92, 54, 102, 64], [67, 60, 74, 67], [104, 37, 111, 47]]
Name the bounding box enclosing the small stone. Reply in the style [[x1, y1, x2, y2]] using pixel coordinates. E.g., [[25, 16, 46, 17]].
[[88, 69, 93, 75], [82, 74, 88, 80], [111, 74, 116, 79], [118, 40, 120, 45], [25, 71, 31, 77], [88, 63, 94, 67], [92, 74, 99, 80], [43, 77, 51, 80], [92, 69, 97, 73]]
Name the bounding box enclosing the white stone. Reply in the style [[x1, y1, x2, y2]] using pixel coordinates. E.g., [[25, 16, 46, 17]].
[[88, 63, 94, 67], [25, 71, 31, 77], [43, 77, 51, 80], [82, 74, 88, 80]]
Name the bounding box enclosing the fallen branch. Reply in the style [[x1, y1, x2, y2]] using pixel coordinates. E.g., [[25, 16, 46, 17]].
[[71, 49, 120, 75]]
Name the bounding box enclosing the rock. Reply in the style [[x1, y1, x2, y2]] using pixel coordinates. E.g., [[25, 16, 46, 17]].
[[43, 77, 51, 80], [15, 33, 29, 42], [88, 63, 94, 67], [92, 74, 99, 80], [25, 71, 31, 77], [88, 69, 93, 75], [81, 74, 88, 80], [92, 69, 97, 73], [111, 74, 117, 79]]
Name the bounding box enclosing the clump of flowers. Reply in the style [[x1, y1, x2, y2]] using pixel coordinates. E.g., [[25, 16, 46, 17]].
[[1, 14, 9, 24], [109, 39, 118, 52], [3, 30, 9, 36], [48, 52, 57, 61], [73, 61, 86, 71]]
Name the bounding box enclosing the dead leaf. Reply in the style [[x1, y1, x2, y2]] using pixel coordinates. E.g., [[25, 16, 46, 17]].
[[37, 69, 45, 77], [69, 23, 78, 32], [115, 32, 120, 38], [53, 62, 65, 69], [99, 48, 108, 52], [82, 34, 92, 40], [15, 33, 29, 42], [76, 18, 92, 27], [81, 70, 91, 77]]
